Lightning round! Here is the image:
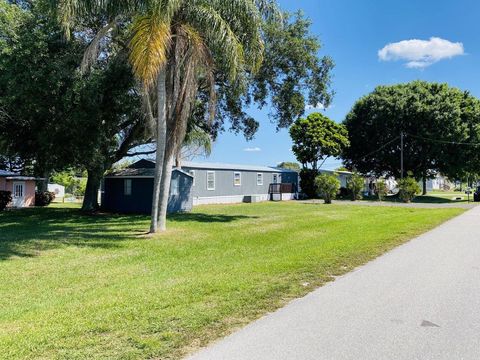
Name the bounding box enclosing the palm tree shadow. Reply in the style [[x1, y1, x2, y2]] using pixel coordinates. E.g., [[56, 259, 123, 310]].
[[169, 212, 257, 223]]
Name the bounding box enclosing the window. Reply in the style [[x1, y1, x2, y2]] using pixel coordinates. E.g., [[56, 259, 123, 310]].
[[124, 179, 132, 196], [207, 171, 215, 190], [171, 177, 179, 196], [233, 172, 241, 186], [14, 183, 23, 197], [257, 173, 263, 186], [189, 170, 195, 186]]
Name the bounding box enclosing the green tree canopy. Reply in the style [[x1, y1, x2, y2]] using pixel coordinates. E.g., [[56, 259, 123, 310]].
[[342, 81, 480, 193], [277, 162, 301, 172], [290, 112, 349, 171]]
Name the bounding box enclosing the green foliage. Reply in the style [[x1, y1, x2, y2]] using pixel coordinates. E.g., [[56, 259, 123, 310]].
[[35, 191, 55, 206], [398, 177, 421, 203], [0, 190, 12, 210], [343, 81, 480, 183], [376, 180, 388, 201], [315, 173, 340, 204], [299, 169, 318, 199], [346, 173, 365, 201], [51, 170, 87, 196], [206, 10, 335, 140], [253, 11, 334, 129], [290, 112, 349, 171], [277, 162, 301, 172]]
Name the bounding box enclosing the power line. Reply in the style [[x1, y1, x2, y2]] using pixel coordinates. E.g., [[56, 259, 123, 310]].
[[357, 136, 400, 161], [406, 133, 480, 147]]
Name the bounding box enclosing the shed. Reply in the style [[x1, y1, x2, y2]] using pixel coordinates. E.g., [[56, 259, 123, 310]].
[[102, 167, 193, 214], [0, 170, 39, 208]]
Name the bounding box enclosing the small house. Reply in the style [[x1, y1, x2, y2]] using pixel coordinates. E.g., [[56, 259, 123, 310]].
[[0, 170, 38, 208]]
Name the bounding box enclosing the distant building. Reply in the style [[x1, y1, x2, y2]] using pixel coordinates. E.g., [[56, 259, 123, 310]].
[[48, 183, 65, 199]]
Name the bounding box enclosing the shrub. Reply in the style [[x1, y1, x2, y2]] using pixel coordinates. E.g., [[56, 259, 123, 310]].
[[0, 191, 12, 211], [337, 187, 351, 200], [398, 177, 420, 203], [315, 173, 340, 204], [346, 172, 365, 201], [35, 191, 55, 207], [300, 169, 318, 198], [376, 180, 388, 201]]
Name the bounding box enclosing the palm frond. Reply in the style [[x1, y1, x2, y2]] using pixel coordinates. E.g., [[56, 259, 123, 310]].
[[129, 14, 171, 86], [184, 4, 245, 83]]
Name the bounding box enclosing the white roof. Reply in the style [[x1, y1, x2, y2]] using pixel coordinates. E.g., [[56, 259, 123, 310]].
[[181, 161, 297, 173]]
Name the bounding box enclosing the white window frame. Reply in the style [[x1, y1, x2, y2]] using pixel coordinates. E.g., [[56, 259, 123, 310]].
[[257, 173, 263, 186], [124, 179, 132, 196], [207, 171, 215, 191], [233, 171, 242, 186], [171, 177, 179, 196], [189, 170, 195, 186]]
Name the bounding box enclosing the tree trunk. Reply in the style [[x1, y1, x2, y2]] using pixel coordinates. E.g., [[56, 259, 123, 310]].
[[150, 69, 167, 233], [175, 151, 181, 168], [38, 170, 50, 192], [422, 170, 427, 195], [158, 153, 174, 231], [82, 168, 102, 212]]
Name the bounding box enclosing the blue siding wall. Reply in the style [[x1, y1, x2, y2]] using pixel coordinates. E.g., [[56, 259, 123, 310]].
[[103, 171, 192, 214]]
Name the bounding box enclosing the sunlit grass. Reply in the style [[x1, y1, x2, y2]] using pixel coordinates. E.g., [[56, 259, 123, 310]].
[[0, 202, 464, 359]]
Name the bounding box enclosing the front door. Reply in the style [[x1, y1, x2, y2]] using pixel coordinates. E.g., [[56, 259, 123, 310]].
[[273, 174, 279, 184], [12, 182, 25, 207]]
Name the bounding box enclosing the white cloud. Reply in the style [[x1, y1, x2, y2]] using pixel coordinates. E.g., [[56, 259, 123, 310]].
[[378, 37, 464, 68], [305, 103, 325, 111], [305, 103, 327, 111], [243, 147, 261, 152]]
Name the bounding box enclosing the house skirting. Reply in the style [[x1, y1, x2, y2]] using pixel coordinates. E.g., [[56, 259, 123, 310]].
[[192, 193, 296, 206]]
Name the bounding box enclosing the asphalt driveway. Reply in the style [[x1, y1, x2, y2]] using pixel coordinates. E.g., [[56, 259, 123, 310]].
[[187, 205, 480, 360]]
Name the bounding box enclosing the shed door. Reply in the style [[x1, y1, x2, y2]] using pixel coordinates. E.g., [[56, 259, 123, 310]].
[[12, 182, 25, 207]]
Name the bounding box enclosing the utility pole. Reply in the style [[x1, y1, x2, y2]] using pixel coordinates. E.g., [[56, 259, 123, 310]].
[[400, 132, 404, 179]]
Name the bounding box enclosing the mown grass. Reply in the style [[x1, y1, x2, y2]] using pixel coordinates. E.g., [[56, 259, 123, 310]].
[[0, 202, 464, 359]]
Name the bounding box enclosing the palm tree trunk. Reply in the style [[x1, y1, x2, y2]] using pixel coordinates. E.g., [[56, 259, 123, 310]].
[[150, 69, 167, 233], [158, 152, 174, 231]]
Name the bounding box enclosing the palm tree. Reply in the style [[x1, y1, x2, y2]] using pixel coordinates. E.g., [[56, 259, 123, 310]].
[[52, 0, 274, 232]]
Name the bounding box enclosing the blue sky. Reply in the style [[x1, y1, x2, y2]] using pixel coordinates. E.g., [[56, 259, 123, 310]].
[[199, 0, 480, 170]]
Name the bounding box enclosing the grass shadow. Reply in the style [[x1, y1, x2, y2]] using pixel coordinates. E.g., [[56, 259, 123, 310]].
[[0, 207, 148, 261], [169, 212, 257, 223], [0, 207, 259, 261]]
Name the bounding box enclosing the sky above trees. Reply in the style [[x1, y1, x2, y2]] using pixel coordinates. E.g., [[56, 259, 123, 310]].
[[204, 0, 480, 169]]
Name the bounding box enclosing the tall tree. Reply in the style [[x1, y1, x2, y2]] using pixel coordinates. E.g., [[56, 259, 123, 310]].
[[343, 81, 480, 194], [0, 0, 150, 209], [52, 0, 268, 231], [290, 112, 349, 171], [53, 3, 335, 232], [289, 112, 349, 198]]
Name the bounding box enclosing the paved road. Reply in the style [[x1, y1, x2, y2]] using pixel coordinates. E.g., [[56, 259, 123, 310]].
[[187, 205, 480, 360]]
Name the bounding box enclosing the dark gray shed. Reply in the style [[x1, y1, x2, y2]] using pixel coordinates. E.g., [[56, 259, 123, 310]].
[[102, 165, 193, 214]]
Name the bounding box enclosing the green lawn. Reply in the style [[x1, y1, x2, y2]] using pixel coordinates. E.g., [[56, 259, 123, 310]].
[[0, 202, 464, 359]]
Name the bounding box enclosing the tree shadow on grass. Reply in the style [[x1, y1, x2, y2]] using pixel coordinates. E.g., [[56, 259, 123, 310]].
[[169, 212, 257, 223], [0, 207, 148, 261], [0, 207, 258, 261]]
